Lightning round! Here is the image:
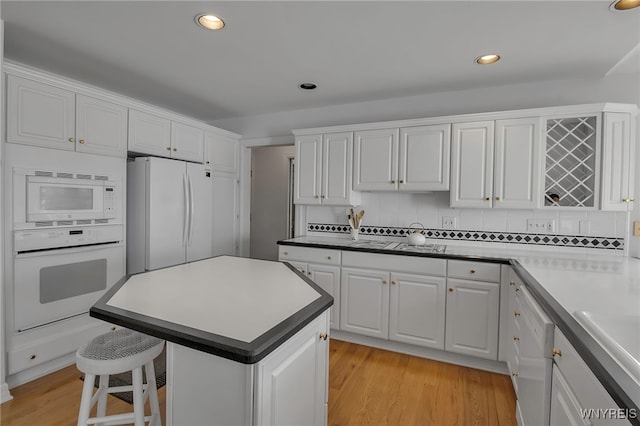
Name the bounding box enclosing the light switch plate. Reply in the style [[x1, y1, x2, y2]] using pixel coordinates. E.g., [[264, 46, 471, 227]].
[[634, 221, 640, 237], [442, 217, 457, 229]]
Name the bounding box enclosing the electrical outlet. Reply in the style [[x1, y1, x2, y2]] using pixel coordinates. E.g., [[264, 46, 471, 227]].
[[442, 217, 457, 229], [527, 219, 555, 233]]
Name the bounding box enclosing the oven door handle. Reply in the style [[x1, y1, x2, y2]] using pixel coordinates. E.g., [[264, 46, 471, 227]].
[[182, 173, 189, 248]]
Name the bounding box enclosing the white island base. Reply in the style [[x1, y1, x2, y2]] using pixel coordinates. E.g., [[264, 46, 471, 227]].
[[166, 311, 329, 426]]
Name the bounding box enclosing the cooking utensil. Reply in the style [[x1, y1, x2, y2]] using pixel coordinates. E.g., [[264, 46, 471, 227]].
[[407, 223, 426, 245]]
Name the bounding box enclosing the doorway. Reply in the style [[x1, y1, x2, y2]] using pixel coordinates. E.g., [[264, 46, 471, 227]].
[[250, 145, 295, 260]]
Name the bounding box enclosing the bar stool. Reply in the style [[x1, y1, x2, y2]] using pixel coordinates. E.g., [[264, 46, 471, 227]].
[[76, 328, 165, 426]]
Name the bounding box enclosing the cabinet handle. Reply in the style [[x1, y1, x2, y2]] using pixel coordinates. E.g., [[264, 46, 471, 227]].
[[283, 251, 288, 255], [515, 288, 520, 293], [513, 336, 519, 341], [68, 137, 75, 143], [173, 148, 177, 151], [314, 195, 319, 199], [79, 139, 85, 144], [512, 372, 518, 377], [111, 326, 116, 331], [29, 354, 36, 360], [301, 269, 305, 274], [448, 288, 454, 292], [206, 161, 210, 164], [552, 348, 562, 357], [399, 180, 404, 184], [319, 333, 328, 341], [321, 195, 326, 199], [485, 197, 490, 201], [327, 256, 331, 260], [495, 196, 500, 201], [166, 147, 171, 151], [514, 311, 520, 317], [382, 280, 387, 285], [509, 281, 515, 286], [391, 180, 396, 184], [624, 198, 636, 203], [391, 280, 397, 285], [469, 269, 476, 274], [307, 271, 312, 276]]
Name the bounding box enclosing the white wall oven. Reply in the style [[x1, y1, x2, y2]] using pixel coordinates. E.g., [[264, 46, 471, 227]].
[[11, 166, 124, 332]]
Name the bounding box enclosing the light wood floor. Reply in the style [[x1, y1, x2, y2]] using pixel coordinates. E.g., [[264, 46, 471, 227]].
[[0, 339, 515, 426]]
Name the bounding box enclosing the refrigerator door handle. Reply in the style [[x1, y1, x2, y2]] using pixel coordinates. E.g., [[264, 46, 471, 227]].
[[187, 173, 195, 247], [182, 173, 189, 248]]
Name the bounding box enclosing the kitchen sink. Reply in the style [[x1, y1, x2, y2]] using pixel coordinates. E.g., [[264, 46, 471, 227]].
[[348, 240, 447, 253]]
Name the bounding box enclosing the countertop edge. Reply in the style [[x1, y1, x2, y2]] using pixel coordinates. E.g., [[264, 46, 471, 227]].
[[277, 239, 640, 422], [90, 260, 334, 364]]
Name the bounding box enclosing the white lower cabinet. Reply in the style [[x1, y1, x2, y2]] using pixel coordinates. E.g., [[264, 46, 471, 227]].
[[550, 367, 591, 426], [340, 252, 447, 349], [278, 246, 341, 330], [167, 311, 329, 426]]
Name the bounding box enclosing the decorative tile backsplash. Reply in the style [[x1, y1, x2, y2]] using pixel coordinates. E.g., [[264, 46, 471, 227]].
[[307, 223, 624, 251]]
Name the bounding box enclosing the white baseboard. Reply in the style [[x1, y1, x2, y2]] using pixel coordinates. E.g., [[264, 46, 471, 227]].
[[0, 382, 13, 404], [331, 329, 509, 375]]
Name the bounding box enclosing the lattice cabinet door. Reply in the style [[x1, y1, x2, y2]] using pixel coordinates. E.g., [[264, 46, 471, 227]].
[[543, 114, 601, 209]]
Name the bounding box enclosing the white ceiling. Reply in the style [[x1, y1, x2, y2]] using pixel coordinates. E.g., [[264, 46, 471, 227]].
[[2, 1, 639, 123]]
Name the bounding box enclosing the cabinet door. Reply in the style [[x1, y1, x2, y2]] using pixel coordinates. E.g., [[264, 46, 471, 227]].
[[171, 121, 204, 163], [294, 134, 322, 204], [7, 75, 75, 150], [322, 132, 353, 205], [211, 173, 239, 256], [450, 121, 495, 208], [353, 128, 399, 191], [128, 109, 171, 158], [256, 312, 329, 426], [204, 132, 238, 173], [75, 94, 127, 157], [389, 272, 446, 349], [445, 278, 500, 360], [494, 117, 541, 209], [309, 264, 341, 330], [550, 367, 592, 426], [601, 112, 634, 211], [398, 124, 451, 191], [340, 267, 389, 338]]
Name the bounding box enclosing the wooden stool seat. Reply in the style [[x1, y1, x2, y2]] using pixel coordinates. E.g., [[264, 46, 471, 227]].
[[76, 329, 164, 426]]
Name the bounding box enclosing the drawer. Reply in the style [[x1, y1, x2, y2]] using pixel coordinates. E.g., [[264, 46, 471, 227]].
[[448, 260, 501, 282], [553, 329, 629, 425], [342, 251, 446, 276], [278, 245, 341, 266]]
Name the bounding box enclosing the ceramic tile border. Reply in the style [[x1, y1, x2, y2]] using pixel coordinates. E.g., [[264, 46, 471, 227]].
[[306, 223, 624, 251]]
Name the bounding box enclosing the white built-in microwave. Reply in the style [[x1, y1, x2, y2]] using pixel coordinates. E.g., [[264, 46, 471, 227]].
[[26, 175, 117, 222]]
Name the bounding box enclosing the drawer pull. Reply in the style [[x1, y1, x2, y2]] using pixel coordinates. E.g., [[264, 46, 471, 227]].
[[509, 281, 515, 286], [391, 280, 397, 285], [68, 137, 75, 143], [166, 147, 171, 151], [327, 256, 331, 260], [552, 348, 562, 357], [449, 288, 454, 292], [513, 336, 519, 341], [514, 311, 521, 317], [382, 280, 387, 285], [29, 354, 36, 360], [111, 326, 117, 331], [512, 372, 518, 377], [469, 269, 476, 274], [173, 148, 177, 151], [283, 251, 288, 255], [319, 333, 328, 341], [515, 288, 520, 293], [307, 271, 312, 276]]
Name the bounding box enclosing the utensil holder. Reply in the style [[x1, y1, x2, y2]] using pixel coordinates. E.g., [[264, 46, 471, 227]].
[[351, 228, 359, 240]]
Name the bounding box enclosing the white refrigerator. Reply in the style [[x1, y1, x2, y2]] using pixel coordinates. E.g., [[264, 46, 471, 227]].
[[127, 156, 213, 274]]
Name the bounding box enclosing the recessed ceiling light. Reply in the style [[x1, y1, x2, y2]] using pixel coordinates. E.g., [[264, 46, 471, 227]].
[[195, 14, 225, 30], [610, 0, 640, 10], [298, 82, 317, 90], [475, 54, 501, 65]]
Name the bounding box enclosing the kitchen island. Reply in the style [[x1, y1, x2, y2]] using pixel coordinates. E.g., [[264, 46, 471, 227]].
[[90, 255, 333, 426]]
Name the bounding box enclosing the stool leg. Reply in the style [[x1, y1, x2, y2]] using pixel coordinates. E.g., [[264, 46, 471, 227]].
[[132, 366, 145, 426], [144, 361, 161, 426], [96, 374, 109, 425], [78, 373, 95, 426]]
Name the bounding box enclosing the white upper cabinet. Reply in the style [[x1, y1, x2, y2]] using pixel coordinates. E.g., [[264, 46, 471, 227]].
[[399, 124, 451, 191], [600, 112, 635, 211], [353, 128, 399, 191], [204, 132, 238, 174], [171, 121, 204, 163], [294, 132, 359, 205], [129, 109, 204, 163], [451, 117, 540, 209], [7, 75, 127, 157], [128, 109, 172, 157]]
